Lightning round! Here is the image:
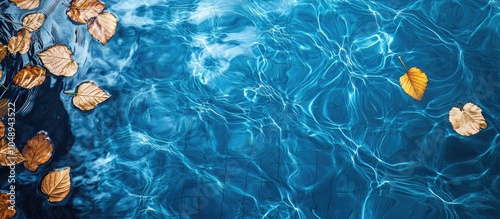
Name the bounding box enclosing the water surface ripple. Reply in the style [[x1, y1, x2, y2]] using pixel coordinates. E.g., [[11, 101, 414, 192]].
[[56, 0, 500, 218]]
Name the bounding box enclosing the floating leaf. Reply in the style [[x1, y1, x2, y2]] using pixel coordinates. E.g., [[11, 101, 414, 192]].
[[22, 12, 46, 32], [0, 140, 26, 166], [87, 12, 117, 45], [13, 65, 46, 89], [41, 167, 71, 202], [7, 28, 31, 55], [38, 45, 78, 77], [0, 99, 7, 118], [0, 44, 6, 62], [398, 56, 428, 101], [0, 193, 16, 219], [0, 71, 5, 90], [9, 0, 39, 10], [65, 81, 110, 111], [449, 103, 487, 136], [66, 0, 106, 24], [0, 121, 4, 139], [22, 131, 53, 172]]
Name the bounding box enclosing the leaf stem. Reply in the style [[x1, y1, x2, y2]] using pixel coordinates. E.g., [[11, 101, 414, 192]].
[[63, 91, 77, 95], [2, 19, 22, 26], [398, 56, 407, 70], [456, 102, 464, 111]]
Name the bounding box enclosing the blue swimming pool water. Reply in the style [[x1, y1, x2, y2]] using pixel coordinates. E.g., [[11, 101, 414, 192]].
[[2, 0, 500, 218]]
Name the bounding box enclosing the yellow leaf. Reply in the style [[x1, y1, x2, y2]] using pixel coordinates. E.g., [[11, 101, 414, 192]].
[[13, 65, 46, 89], [22, 131, 53, 172], [9, 0, 39, 10], [0, 44, 6, 62], [449, 103, 487, 136], [0, 193, 17, 219], [66, 0, 106, 24], [0, 99, 7, 118], [87, 12, 117, 45], [0, 140, 26, 166], [65, 81, 110, 111], [22, 12, 46, 32], [38, 45, 79, 77], [7, 28, 31, 55], [41, 167, 71, 202], [398, 56, 428, 101]]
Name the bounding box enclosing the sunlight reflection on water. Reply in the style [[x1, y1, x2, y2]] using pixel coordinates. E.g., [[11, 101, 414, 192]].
[[53, 0, 500, 218]]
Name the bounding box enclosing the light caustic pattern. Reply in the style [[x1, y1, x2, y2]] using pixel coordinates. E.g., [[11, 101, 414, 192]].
[[60, 0, 499, 218]]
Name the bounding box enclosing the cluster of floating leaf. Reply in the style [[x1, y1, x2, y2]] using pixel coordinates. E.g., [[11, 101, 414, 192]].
[[398, 56, 487, 136], [0, 0, 116, 217]]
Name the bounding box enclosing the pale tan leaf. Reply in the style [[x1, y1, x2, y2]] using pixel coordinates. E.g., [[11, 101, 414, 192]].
[[87, 12, 117, 45], [22, 131, 53, 172], [449, 103, 488, 136], [9, 0, 39, 10], [41, 167, 71, 202], [66, 0, 106, 24], [0, 193, 17, 219], [13, 65, 46, 89], [7, 28, 31, 55], [38, 45, 78, 77], [0, 140, 26, 166], [66, 81, 110, 111], [0, 44, 6, 62], [22, 12, 46, 32]]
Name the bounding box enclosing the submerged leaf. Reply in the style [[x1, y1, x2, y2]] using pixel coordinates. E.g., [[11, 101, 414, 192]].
[[38, 45, 78, 77], [41, 167, 71, 202], [7, 28, 31, 55], [22, 12, 46, 32], [66, 0, 106, 24], [87, 12, 117, 45], [0, 140, 26, 166], [13, 65, 46, 89], [9, 0, 39, 10], [66, 81, 110, 111], [0, 44, 6, 62], [0, 193, 16, 219], [0, 99, 8, 118], [449, 103, 487, 136], [22, 131, 53, 172]]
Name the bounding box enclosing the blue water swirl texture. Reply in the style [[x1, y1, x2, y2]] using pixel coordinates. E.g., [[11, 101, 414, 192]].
[[11, 0, 499, 218]]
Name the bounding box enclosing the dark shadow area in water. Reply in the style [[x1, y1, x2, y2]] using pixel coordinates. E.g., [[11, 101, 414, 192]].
[[0, 3, 76, 218]]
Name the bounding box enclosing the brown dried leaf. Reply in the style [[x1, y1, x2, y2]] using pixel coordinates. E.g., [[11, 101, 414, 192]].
[[7, 28, 31, 55], [0, 44, 6, 62], [41, 167, 71, 202], [0, 140, 26, 166], [22, 12, 46, 32], [0, 193, 16, 219], [66, 81, 110, 111], [449, 103, 488, 136], [13, 65, 46, 89], [9, 0, 39, 10], [0, 99, 7, 118], [38, 45, 78, 77], [88, 12, 117, 45], [22, 131, 53, 172], [66, 0, 106, 24], [0, 122, 3, 140]]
